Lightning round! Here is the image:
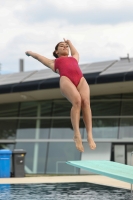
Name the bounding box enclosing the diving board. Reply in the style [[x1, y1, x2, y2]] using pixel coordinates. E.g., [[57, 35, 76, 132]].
[[66, 160, 133, 184]]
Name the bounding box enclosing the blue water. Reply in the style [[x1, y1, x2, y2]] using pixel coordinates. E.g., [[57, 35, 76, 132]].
[[0, 182, 131, 200]]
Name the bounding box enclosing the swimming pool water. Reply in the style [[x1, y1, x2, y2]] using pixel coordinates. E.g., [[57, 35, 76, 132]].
[[0, 182, 131, 200]]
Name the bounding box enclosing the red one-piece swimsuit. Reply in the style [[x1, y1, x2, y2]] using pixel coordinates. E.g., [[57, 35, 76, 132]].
[[54, 56, 83, 87]]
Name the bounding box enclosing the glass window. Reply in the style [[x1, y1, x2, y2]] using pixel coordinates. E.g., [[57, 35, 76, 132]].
[[91, 101, 121, 116], [53, 100, 72, 116], [122, 93, 133, 99], [119, 118, 133, 139], [19, 102, 38, 117], [0, 103, 19, 117], [84, 118, 119, 139], [37, 143, 48, 173], [121, 101, 133, 115], [41, 101, 53, 116], [0, 144, 15, 150], [0, 120, 17, 139], [91, 94, 121, 100], [127, 144, 133, 165], [50, 119, 84, 139], [40, 119, 51, 139], [16, 120, 36, 139], [46, 142, 80, 174]]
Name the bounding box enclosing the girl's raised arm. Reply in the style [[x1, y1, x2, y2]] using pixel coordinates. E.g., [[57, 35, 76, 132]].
[[25, 51, 55, 72], [63, 39, 79, 62]]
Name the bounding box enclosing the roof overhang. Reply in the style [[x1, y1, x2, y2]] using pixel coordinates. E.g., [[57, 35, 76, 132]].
[[0, 80, 132, 104]]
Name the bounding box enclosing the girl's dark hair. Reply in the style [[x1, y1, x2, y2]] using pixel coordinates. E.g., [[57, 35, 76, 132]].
[[53, 42, 62, 58]]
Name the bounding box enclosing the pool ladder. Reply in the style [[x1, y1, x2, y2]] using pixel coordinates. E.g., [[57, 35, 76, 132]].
[[131, 152, 133, 194]]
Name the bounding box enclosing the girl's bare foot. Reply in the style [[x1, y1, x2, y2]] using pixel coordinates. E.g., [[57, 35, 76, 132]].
[[73, 134, 84, 152], [87, 136, 96, 150]]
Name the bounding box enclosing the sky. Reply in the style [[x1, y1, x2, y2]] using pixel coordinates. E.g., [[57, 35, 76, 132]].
[[0, 0, 133, 74]]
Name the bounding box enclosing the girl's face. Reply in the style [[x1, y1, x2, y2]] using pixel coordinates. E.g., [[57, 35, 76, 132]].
[[56, 42, 69, 57]]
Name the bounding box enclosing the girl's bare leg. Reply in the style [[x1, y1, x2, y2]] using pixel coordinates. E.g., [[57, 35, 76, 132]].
[[77, 78, 96, 150], [60, 76, 84, 152]]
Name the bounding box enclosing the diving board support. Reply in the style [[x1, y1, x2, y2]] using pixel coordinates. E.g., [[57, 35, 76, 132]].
[[131, 151, 133, 194]]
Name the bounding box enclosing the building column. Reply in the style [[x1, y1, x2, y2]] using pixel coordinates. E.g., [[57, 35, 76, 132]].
[[33, 103, 41, 173]]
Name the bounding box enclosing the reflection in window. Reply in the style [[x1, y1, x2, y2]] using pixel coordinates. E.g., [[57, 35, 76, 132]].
[[121, 101, 133, 116], [84, 118, 119, 139], [16, 120, 36, 139], [40, 119, 51, 139], [41, 101, 53, 116], [122, 93, 133, 99], [37, 143, 47, 173], [53, 100, 72, 116], [91, 101, 120, 116], [127, 145, 133, 165], [0, 103, 19, 117], [0, 120, 17, 139], [0, 144, 15, 150], [91, 94, 121, 100], [50, 119, 84, 139], [19, 102, 38, 117], [46, 142, 80, 174], [119, 118, 133, 139]]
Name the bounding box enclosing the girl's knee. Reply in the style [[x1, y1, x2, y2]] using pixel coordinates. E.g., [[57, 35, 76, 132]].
[[81, 98, 90, 107], [73, 95, 81, 107]]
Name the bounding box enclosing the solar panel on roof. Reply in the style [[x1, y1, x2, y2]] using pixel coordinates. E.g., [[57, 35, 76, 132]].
[[23, 69, 59, 82], [100, 58, 133, 75], [0, 58, 132, 85], [0, 74, 12, 81], [129, 65, 133, 72], [80, 60, 117, 74], [0, 71, 36, 85]]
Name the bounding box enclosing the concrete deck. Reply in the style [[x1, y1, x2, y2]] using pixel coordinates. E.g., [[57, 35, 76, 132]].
[[0, 175, 131, 190]]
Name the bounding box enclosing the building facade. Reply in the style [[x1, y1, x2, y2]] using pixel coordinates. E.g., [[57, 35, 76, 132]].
[[0, 57, 133, 174]]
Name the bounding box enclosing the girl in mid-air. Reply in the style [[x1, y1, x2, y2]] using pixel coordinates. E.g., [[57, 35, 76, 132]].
[[25, 39, 96, 152]]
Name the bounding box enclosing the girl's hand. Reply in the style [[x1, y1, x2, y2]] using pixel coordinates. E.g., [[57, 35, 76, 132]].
[[25, 51, 32, 56], [63, 38, 70, 45]]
